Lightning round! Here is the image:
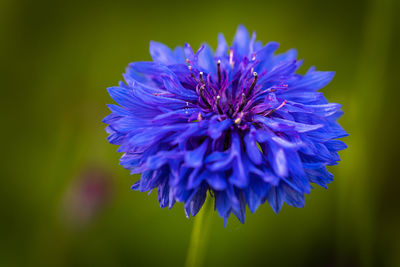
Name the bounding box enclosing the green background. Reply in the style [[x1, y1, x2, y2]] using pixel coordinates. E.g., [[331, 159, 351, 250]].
[[1, 0, 399, 266]]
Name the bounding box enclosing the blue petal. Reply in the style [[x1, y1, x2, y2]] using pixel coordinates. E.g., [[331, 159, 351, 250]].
[[184, 184, 207, 217], [273, 148, 288, 177], [305, 103, 342, 117], [291, 67, 335, 91], [286, 102, 342, 117], [186, 168, 202, 189], [215, 33, 228, 58], [102, 113, 121, 124], [129, 62, 198, 100], [254, 42, 280, 72], [206, 151, 233, 171], [157, 181, 170, 208], [107, 87, 135, 108], [162, 74, 198, 100], [229, 158, 249, 188], [260, 168, 279, 185], [146, 153, 168, 170], [149, 41, 176, 65], [146, 150, 183, 170], [206, 172, 227, 190], [184, 139, 209, 168], [131, 180, 140, 190], [255, 115, 323, 133], [231, 193, 246, 224], [233, 25, 250, 59], [274, 48, 297, 64], [244, 128, 262, 165], [208, 118, 232, 139], [214, 191, 231, 218], [281, 182, 305, 208], [267, 185, 284, 213], [174, 46, 185, 63], [152, 108, 198, 125], [245, 176, 269, 213], [306, 167, 334, 188], [324, 140, 347, 151], [107, 104, 131, 116], [274, 118, 324, 133], [229, 133, 249, 187], [271, 136, 302, 149], [197, 43, 216, 73]]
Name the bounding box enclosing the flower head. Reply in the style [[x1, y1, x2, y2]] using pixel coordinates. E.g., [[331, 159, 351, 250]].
[[104, 25, 347, 225]]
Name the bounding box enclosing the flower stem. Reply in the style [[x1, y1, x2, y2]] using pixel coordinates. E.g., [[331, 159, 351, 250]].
[[185, 197, 213, 267]]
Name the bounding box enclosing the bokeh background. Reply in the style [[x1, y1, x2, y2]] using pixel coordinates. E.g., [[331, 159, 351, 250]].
[[1, 0, 399, 266]]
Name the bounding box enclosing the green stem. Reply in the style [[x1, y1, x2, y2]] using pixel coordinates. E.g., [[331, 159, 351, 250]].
[[185, 197, 213, 267]]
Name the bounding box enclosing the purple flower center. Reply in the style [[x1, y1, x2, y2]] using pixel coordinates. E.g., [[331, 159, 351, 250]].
[[185, 58, 287, 129]]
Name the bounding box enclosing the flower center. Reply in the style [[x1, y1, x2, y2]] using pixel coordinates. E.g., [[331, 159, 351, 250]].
[[188, 60, 259, 124]]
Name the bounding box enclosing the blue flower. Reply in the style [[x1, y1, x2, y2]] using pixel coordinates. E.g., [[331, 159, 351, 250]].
[[103, 25, 347, 225]]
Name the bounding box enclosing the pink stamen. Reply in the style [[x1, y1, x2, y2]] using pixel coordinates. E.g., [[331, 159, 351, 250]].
[[229, 49, 234, 68], [264, 100, 287, 116], [153, 92, 174, 96]]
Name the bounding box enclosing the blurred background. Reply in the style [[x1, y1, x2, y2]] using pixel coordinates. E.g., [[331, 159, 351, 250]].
[[1, 0, 399, 266]]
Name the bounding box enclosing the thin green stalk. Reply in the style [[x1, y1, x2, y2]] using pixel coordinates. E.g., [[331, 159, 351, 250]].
[[185, 197, 213, 267]]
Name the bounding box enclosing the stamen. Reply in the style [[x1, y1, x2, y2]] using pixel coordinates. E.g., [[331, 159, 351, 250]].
[[275, 100, 287, 111], [238, 93, 246, 112], [153, 92, 174, 96], [234, 112, 243, 124], [199, 71, 205, 85], [199, 85, 211, 108], [217, 60, 221, 89], [229, 49, 234, 68], [265, 100, 287, 116], [197, 112, 203, 121], [246, 72, 258, 97], [188, 65, 198, 82], [216, 95, 223, 114]]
